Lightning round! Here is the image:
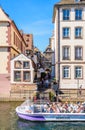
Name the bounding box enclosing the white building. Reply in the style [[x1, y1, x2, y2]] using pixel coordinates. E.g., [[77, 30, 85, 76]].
[[11, 54, 35, 84], [53, 0, 85, 89]]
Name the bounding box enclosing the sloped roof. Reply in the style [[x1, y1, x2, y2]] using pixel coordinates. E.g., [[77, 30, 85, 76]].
[[0, 7, 26, 46], [55, 0, 85, 5], [0, 7, 11, 22], [11, 53, 36, 68], [11, 53, 31, 61], [57, 0, 77, 5]]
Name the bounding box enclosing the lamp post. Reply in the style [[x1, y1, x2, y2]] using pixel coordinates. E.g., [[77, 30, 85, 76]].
[[77, 77, 79, 97], [77, 73, 80, 97]]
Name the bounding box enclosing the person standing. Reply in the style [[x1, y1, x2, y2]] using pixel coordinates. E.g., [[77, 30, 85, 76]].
[[45, 79, 49, 88], [79, 85, 82, 96]]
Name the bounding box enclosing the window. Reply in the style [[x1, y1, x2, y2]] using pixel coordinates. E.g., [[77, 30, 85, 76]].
[[75, 47, 82, 60], [14, 71, 21, 81], [75, 0, 80, 2], [23, 61, 30, 69], [63, 9, 70, 20], [75, 27, 82, 38], [26, 39, 29, 42], [75, 67, 82, 78], [63, 28, 70, 38], [75, 9, 82, 20], [63, 46, 70, 60], [0, 48, 8, 52], [23, 71, 31, 82], [63, 66, 70, 78], [15, 61, 22, 69]]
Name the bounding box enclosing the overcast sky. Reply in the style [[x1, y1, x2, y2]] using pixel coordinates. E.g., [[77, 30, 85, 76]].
[[0, 0, 60, 52]]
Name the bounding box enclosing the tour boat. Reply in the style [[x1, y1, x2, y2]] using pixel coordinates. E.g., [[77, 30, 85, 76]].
[[16, 100, 85, 121]]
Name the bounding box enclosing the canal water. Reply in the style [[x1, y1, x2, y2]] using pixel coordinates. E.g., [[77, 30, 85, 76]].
[[0, 102, 85, 130]]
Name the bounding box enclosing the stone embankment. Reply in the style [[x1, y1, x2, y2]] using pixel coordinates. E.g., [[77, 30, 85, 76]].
[[58, 89, 85, 102], [0, 84, 85, 102], [0, 83, 37, 102]]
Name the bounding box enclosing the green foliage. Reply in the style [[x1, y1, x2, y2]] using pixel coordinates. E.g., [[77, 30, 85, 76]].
[[49, 92, 55, 102], [52, 77, 56, 83]]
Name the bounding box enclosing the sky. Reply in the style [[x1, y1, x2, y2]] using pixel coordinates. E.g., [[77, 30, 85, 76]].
[[0, 0, 60, 52]]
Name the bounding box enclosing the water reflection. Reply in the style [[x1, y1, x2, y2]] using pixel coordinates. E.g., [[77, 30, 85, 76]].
[[17, 119, 85, 130], [0, 102, 21, 130]]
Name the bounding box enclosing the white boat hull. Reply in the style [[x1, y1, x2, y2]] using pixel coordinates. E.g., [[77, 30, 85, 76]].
[[16, 107, 85, 121]]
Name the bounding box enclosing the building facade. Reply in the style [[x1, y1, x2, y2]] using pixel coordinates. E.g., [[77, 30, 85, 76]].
[[53, 0, 85, 89], [0, 7, 36, 96], [49, 33, 55, 78], [0, 7, 26, 74], [43, 43, 53, 73], [23, 33, 33, 51]]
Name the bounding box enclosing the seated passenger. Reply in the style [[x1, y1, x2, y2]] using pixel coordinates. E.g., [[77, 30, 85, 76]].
[[43, 104, 49, 112], [51, 103, 56, 113], [76, 105, 84, 113], [41, 104, 45, 112], [26, 105, 33, 113], [51, 103, 60, 113]]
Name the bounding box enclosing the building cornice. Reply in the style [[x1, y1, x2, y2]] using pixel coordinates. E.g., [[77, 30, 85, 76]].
[[0, 45, 21, 54], [53, 2, 85, 23], [55, 61, 85, 64]]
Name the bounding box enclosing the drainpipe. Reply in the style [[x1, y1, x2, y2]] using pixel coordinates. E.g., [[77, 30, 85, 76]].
[[58, 7, 60, 88]]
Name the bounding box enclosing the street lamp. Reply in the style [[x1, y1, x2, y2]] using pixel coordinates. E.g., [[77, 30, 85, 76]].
[[77, 73, 80, 97]]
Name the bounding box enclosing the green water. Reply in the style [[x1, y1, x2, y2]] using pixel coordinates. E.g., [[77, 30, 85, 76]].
[[0, 102, 85, 130]]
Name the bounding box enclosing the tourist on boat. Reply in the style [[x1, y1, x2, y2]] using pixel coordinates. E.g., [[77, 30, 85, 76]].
[[26, 104, 34, 113], [43, 104, 49, 112], [44, 102, 59, 113], [41, 104, 45, 112], [27, 101, 85, 114], [51, 102, 56, 112]]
